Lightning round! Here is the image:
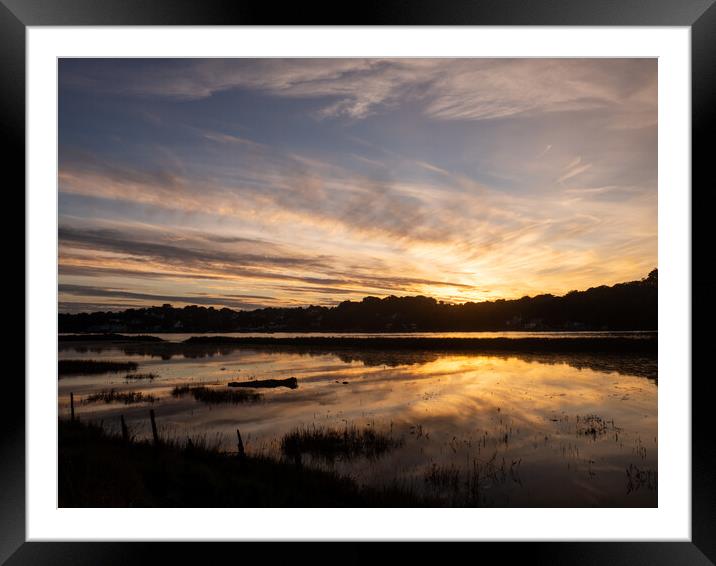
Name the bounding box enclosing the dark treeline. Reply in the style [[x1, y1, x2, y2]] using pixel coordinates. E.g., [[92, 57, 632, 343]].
[[59, 269, 657, 334]]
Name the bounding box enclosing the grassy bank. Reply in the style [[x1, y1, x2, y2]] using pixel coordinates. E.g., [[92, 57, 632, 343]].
[[183, 335, 657, 354], [59, 333, 164, 342], [58, 419, 433, 507]]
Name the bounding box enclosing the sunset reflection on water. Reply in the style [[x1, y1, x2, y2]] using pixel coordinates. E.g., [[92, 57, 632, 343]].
[[59, 343, 657, 507]]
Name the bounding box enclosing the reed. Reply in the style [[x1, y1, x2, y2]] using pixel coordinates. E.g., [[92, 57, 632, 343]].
[[280, 424, 402, 461], [171, 385, 262, 404], [84, 389, 156, 405]]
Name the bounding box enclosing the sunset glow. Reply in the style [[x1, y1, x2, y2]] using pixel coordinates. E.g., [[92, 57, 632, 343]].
[[58, 58, 657, 313]]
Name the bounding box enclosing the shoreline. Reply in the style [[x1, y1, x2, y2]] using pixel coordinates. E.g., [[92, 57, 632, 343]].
[[181, 335, 657, 354], [60, 329, 658, 336], [59, 333, 657, 354]]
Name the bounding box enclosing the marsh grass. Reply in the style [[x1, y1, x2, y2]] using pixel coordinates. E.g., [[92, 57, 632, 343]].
[[424, 463, 460, 491], [281, 424, 402, 461], [85, 389, 156, 405], [58, 419, 437, 507], [59, 359, 138, 376], [422, 453, 524, 506], [171, 385, 262, 404], [576, 414, 620, 438], [626, 464, 657, 493], [177, 432, 225, 454], [124, 372, 158, 381]]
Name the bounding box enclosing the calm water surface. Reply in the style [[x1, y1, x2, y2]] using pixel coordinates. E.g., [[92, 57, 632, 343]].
[[59, 336, 657, 507]]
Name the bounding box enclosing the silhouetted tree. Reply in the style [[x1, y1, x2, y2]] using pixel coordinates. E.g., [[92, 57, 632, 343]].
[[59, 270, 658, 333]]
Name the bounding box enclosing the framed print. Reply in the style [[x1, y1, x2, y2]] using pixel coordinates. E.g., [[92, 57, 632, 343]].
[[7, 0, 713, 563]]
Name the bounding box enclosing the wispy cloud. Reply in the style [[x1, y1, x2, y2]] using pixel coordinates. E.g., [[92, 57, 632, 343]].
[[58, 221, 478, 311], [58, 58, 657, 312], [202, 131, 265, 148], [60, 58, 656, 124], [59, 283, 275, 311], [557, 156, 593, 184]]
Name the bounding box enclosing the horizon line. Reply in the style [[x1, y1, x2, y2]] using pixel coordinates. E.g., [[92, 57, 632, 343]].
[[59, 268, 657, 316]]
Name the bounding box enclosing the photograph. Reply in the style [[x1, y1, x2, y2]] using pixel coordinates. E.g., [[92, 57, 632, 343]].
[[56, 57, 658, 508]]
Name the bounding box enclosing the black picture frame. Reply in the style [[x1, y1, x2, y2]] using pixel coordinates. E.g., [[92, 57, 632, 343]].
[[6, 1, 712, 563]]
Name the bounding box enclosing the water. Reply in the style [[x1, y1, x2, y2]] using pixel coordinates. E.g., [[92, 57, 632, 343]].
[[58, 335, 657, 507]]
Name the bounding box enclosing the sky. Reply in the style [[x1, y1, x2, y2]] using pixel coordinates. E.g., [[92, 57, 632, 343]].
[[58, 58, 657, 313]]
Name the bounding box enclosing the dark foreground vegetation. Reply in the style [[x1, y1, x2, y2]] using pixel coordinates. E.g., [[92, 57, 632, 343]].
[[58, 419, 433, 507], [58, 359, 138, 376], [59, 270, 657, 333]]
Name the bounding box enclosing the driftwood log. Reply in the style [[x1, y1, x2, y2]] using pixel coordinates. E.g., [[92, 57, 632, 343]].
[[227, 377, 298, 389]]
